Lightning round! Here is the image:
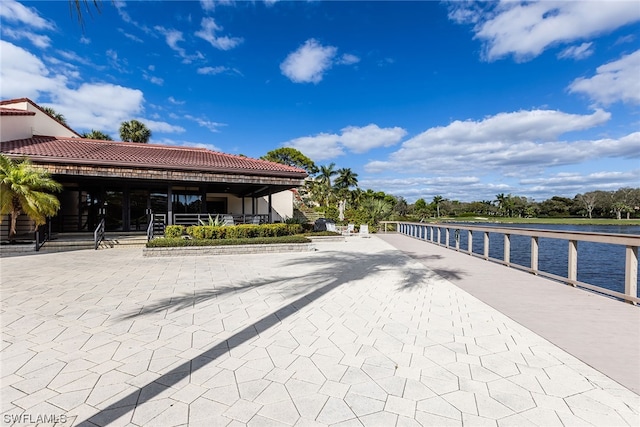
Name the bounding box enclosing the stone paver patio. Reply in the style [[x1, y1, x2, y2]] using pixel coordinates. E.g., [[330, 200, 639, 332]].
[[1, 236, 638, 426]]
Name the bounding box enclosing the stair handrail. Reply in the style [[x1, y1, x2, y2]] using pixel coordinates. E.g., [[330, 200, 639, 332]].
[[94, 218, 105, 250], [147, 214, 154, 241], [35, 218, 52, 252]]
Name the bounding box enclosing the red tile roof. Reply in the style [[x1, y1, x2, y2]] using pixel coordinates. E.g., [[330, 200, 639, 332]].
[[1, 136, 308, 178], [0, 107, 35, 116]]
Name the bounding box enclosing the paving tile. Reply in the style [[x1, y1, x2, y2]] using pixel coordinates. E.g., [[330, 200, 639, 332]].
[[188, 396, 229, 421], [318, 380, 350, 399], [258, 398, 301, 425], [223, 399, 263, 423], [344, 392, 385, 417], [384, 395, 416, 418], [315, 397, 357, 425]]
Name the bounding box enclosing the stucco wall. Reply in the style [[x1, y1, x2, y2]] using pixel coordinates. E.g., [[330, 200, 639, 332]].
[[1, 100, 78, 139], [0, 115, 33, 142]]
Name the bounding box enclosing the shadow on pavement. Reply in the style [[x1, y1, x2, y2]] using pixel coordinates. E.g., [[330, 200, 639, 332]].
[[78, 248, 462, 426]]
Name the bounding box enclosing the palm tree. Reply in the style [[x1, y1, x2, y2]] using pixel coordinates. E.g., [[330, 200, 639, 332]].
[[317, 163, 338, 207], [82, 129, 112, 140], [0, 155, 62, 240], [69, 0, 101, 29], [41, 106, 67, 124], [119, 120, 152, 143], [334, 168, 358, 190], [432, 195, 444, 218], [361, 197, 393, 225]]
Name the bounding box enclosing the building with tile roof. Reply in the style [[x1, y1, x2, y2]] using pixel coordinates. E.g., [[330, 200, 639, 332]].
[[1, 98, 307, 237]]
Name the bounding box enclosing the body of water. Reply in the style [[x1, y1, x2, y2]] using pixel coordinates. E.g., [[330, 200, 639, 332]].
[[438, 223, 640, 298]]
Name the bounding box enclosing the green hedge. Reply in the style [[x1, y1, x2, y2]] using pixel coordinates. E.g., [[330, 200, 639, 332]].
[[183, 223, 302, 239], [165, 225, 185, 238], [147, 235, 310, 248]]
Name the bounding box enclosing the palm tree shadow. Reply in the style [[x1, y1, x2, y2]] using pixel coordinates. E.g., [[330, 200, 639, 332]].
[[78, 248, 433, 426]]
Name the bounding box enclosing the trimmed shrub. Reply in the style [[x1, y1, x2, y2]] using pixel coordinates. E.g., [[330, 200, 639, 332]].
[[184, 223, 303, 240], [165, 225, 185, 238], [147, 236, 310, 248]]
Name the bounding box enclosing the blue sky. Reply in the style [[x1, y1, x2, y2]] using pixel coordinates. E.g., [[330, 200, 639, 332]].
[[1, 0, 639, 203]]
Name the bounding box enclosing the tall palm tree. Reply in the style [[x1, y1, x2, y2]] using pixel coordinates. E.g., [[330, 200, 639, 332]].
[[41, 106, 67, 124], [317, 163, 338, 207], [432, 195, 444, 218], [334, 168, 358, 190], [82, 129, 112, 140], [0, 155, 62, 240], [119, 120, 152, 143]]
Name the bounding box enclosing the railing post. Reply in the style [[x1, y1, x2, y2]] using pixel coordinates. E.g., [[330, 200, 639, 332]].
[[455, 229, 460, 251], [483, 232, 489, 260], [568, 240, 578, 286], [445, 228, 450, 248], [467, 230, 473, 254], [437, 228, 441, 245], [504, 234, 511, 266], [625, 246, 638, 305], [531, 236, 539, 275]]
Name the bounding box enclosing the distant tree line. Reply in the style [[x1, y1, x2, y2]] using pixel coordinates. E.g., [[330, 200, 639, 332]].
[[409, 188, 640, 220]]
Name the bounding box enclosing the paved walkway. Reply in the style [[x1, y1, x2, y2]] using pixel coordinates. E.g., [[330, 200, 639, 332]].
[[377, 233, 640, 395], [1, 237, 638, 426]]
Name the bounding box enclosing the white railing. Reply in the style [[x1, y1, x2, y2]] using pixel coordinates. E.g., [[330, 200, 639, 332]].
[[381, 221, 640, 305]]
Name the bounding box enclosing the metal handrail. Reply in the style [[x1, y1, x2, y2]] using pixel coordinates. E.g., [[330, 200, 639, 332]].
[[146, 216, 154, 241], [382, 221, 640, 305], [94, 218, 105, 250], [34, 219, 51, 252]]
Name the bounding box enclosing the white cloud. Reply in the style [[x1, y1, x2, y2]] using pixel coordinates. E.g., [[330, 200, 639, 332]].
[[337, 53, 360, 65], [118, 28, 143, 43], [168, 96, 185, 105], [143, 73, 164, 86], [156, 137, 222, 151], [155, 26, 204, 63], [197, 66, 228, 75], [280, 39, 337, 84], [449, 1, 640, 61], [184, 115, 227, 133], [80, 36, 90, 45], [49, 83, 144, 132], [364, 109, 636, 176], [339, 124, 407, 153], [195, 18, 243, 50], [138, 118, 185, 134], [283, 124, 407, 160], [0, 40, 66, 99], [286, 133, 344, 160], [200, 0, 233, 12], [557, 42, 594, 60], [106, 49, 129, 73], [568, 49, 640, 106], [280, 39, 360, 84], [0, 0, 54, 30], [2, 28, 51, 48]]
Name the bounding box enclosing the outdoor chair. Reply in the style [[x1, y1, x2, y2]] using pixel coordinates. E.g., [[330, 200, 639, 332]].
[[342, 223, 355, 236], [251, 215, 261, 225], [222, 214, 235, 226], [359, 224, 370, 238], [326, 222, 337, 232]]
